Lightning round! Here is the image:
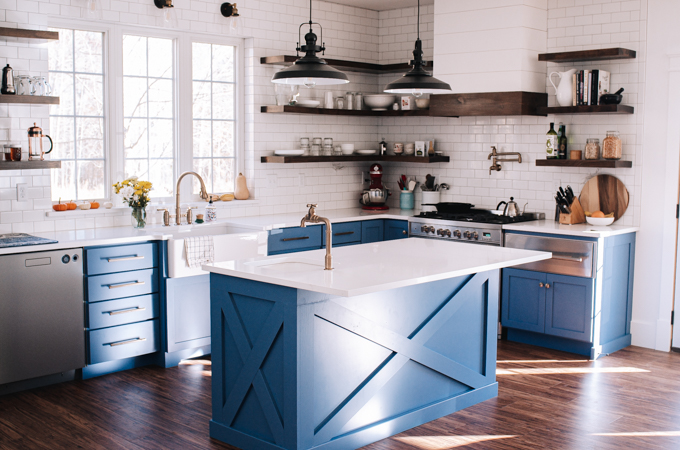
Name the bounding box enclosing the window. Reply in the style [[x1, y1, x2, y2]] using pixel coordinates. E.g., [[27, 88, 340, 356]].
[[192, 42, 236, 194], [48, 28, 105, 201], [122, 35, 175, 197]]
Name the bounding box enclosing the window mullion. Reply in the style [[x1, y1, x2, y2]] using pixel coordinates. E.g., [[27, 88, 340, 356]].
[[177, 34, 194, 201]]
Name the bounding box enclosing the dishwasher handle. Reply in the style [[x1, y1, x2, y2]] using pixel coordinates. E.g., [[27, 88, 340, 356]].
[[551, 252, 586, 263]]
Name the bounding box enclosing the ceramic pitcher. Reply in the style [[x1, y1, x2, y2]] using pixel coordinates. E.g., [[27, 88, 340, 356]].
[[549, 68, 577, 107]]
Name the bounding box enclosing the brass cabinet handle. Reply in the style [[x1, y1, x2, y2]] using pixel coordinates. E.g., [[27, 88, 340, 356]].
[[403, 230, 407, 235], [539, 282, 544, 288], [545, 283, 551, 289], [106, 337, 147, 347], [107, 281, 145, 289], [281, 236, 310, 242], [105, 306, 146, 316], [107, 255, 144, 262], [334, 231, 355, 236]]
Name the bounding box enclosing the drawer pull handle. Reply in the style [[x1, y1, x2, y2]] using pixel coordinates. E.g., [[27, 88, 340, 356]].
[[551, 253, 585, 263], [334, 231, 355, 236], [107, 255, 145, 262], [107, 281, 145, 289], [106, 337, 147, 347], [281, 236, 310, 242], [105, 306, 146, 316]]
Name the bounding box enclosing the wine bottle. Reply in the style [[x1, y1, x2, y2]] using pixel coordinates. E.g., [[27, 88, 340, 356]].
[[558, 125, 568, 159], [546, 122, 557, 159]]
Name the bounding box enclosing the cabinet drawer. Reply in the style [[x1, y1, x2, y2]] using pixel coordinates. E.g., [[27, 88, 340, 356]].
[[268, 226, 322, 254], [87, 294, 159, 330], [87, 268, 159, 302], [323, 221, 362, 246], [88, 319, 159, 365], [85, 243, 158, 275]]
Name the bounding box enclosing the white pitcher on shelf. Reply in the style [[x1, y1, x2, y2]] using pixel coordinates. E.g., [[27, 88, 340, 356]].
[[549, 68, 577, 107]]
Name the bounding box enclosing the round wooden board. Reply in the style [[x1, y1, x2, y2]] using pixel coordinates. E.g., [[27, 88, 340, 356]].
[[578, 174, 629, 221]]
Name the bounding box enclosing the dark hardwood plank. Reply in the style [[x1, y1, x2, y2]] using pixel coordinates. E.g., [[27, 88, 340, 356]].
[[536, 104, 634, 115], [261, 155, 450, 164], [0, 95, 59, 105], [0, 27, 59, 40], [260, 55, 433, 74], [1, 342, 680, 450], [538, 48, 637, 62], [0, 161, 62, 170], [260, 105, 430, 117], [536, 159, 632, 168], [429, 92, 547, 117]]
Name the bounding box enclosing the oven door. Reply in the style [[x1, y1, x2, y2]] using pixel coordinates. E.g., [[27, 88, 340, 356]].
[[504, 233, 596, 278]]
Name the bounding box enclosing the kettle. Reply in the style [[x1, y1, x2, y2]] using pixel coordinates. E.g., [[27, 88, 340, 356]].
[[496, 197, 520, 217]]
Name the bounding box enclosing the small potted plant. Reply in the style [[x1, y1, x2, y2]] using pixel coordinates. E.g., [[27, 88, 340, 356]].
[[112, 176, 153, 229]]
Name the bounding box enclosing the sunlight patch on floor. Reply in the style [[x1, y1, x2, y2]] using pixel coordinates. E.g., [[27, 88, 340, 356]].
[[179, 359, 212, 366], [497, 359, 590, 364], [592, 431, 680, 437], [497, 367, 649, 375], [394, 435, 516, 449]]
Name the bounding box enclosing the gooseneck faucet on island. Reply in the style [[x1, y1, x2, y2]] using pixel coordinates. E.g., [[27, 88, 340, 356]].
[[300, 203, 333, 270]]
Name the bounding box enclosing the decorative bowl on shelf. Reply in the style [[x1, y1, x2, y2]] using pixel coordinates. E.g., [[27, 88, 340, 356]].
[[363, 94, 395, 110], [585, 216, 615, 226], [340, 144, 355, 155], [415, 98, 430, 109], [274, 149, 305, 156], [296, 99, 321, 108], [355, 149, 377, 155]]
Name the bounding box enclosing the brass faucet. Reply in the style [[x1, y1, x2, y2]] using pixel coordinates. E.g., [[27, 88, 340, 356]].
[[488, 146, 522, 174], [175, 171, 209, 225], [300, 204, 333, 270]]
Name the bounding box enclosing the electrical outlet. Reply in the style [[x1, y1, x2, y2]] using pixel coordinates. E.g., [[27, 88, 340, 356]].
[[16, 183, 27, 201], [266, 175, 278, 188], [298, 173, 305, 187]]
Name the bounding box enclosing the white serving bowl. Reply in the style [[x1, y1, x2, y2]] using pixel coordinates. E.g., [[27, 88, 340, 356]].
[[340, 144, 355, 155], [296, 99, 320, 108], [585, 216, 615, 226], [363, 94, 395, 110], [415, 98, 430, 109]]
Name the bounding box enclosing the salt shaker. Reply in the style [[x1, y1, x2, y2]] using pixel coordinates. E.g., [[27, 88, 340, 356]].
[[354, 92, 363, 111], [345, 92, 353, 110]]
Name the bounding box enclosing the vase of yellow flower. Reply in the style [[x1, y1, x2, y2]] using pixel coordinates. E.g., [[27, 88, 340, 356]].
[[112, 176, 153, 229]]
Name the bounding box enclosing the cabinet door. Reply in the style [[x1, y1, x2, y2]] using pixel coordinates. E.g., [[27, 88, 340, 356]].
[[165, 275, 211, 353], [501, 268, 546, 333], [384, 220, 409, 241], [323, 221, 362, 246], [267, 226, 322, 255], [545, 274, 594, 342], [361, 220, 384, 244]]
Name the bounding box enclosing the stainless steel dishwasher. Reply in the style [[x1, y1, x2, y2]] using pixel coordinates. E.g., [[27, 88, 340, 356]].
[[0, 249, 85, 385], [504, 233, 596, 277]]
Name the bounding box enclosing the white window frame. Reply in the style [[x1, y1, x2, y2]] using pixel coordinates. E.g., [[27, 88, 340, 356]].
[[47, 18, 245, 204]]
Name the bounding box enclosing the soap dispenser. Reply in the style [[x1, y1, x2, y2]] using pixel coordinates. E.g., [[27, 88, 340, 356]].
[[205, 198, 217, 222]]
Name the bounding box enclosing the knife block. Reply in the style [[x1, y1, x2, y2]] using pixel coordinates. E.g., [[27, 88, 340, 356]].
[[559, 197, 586, 225]]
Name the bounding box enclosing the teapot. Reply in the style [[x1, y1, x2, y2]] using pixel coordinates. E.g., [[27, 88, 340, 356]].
[[496, 197, 520, 217], [549, 68, 577, 107]]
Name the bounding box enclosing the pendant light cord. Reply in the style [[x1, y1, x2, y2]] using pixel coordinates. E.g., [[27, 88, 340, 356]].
[[310, 0, 313, 26], [417, 0, 420, 39]]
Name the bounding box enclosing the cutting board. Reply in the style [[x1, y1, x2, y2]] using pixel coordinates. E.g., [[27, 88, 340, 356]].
[[0, 233, 58, 248], [578, 174, 629, 221]]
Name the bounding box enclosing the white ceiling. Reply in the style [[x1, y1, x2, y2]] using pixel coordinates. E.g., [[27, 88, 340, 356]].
[[323, 0, 434, 12]]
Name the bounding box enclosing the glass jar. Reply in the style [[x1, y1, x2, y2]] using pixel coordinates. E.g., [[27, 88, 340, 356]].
[[354, 92, 363, 111], [312, 137, 322, 146], [584, 138, 600, 160], [602, 131, 622, 160], [345, 92, 353, 110], [300, 137, 310, 147], [322, 146, 333, 156], [336, 97, 344, 109], [323, 137, 333, 148], [333, 145, 343, 156], [310, 144, 320, 156], [4, 142, 21, 161]]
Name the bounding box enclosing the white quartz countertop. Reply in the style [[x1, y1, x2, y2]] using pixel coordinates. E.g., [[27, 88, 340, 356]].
[[203, 238, 552, 297], [502, 220, 638, 238]]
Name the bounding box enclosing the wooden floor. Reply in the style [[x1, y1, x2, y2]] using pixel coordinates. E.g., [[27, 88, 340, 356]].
[[1, 341, 679, 450]]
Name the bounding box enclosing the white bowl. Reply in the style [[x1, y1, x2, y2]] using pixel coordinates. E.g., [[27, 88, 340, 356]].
[[296, 99, 320, 108], [355, 149, 377, 155], [586, 216, 615, 226], [363, 94, 395, 110], [415, 98, 430, 109], [274, 149, 305, 156], [340, 144, 355, 155]]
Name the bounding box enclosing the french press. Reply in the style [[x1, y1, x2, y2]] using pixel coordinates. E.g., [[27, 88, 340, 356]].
[[28, 123, 53, 161]]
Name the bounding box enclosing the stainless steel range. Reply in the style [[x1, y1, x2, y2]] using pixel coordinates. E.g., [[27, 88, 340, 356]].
[[409, 210, 540, 246]]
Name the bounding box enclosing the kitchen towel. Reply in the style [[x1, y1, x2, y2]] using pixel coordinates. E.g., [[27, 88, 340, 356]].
[[184, 235, 215, 269]]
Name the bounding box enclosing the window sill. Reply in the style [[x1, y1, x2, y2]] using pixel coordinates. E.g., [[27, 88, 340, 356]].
[[45, 199, 260, 218]]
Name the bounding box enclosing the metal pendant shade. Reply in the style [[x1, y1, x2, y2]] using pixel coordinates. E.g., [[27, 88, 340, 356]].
[[271, 2, 349, 87], [384, 1, 451, 95]]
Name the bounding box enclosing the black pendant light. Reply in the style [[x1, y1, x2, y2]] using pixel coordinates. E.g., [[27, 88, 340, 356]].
[[384, 0, 451, 96], [271, 0, 349, 87]]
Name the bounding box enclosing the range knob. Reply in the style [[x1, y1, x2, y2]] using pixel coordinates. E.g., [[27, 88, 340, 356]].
[[473, 232, 479, 240], [442, 229, 451, 237], [463, 231, 472, 239], [453, 230, 461, 238], [420, 225, 428, 233]]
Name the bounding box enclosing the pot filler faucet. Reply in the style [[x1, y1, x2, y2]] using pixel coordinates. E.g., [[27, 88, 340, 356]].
[[300, 204, 333, 270], [488, 146, 522, 174], [164, 171, 209, 226]]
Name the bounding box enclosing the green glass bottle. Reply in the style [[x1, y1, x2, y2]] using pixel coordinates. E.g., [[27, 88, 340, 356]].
[[558, 124, 567, 159], [546, 122, 557, 159]]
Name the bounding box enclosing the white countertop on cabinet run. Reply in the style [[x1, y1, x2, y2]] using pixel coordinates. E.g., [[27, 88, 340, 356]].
[[502, 220, 639, 238], [203, 238, 552, 297]]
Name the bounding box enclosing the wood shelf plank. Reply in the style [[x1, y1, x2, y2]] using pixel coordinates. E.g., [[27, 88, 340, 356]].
[[260, 105, 431, 117], [0, 27, 59, 40], [0, 160, 62, 170], [0, 95, 60, 105], [538, 48, 636, 62], [536, 159, 632, 168], [260, 55, 432, 74], [430, 92, 547, 117], [537, 104, 634, 115], [261, 155, 449, 164]]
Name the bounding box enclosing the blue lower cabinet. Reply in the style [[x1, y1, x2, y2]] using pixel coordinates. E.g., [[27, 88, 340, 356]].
[[323, 221, 362, 246], [268, 226, 322, 255], [87, 268, 159, 302], [501, 268, 546, 333], [361, 220, 384, 244], [384, 219, 409, 241], [545, 273, 594, 342], [85, 242, 158, 275], [88, 319, 159, 365], [165, 275, 211, 353], [87, 294, 159, 330]]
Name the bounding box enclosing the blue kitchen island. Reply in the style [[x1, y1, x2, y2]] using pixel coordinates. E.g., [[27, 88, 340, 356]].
[[204, 239, 550, 450]]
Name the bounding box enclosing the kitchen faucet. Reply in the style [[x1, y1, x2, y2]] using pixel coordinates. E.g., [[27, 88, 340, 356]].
[[488, 146, 522, 174], [173, 171, 209, 225], [300, 204, 333, 270]]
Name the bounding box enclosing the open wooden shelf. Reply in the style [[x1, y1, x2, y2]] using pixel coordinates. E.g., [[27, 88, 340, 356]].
[[430, 92, 547, 117], [0, 27, 59, 40], [538, 48, 636, 63], [0, 160, 61, 170], [537, 104, 634, 115], [536, 159, 632, 168], [261, 155, 449, 164], [261, 105, 431, 117], [0, 95, 59, 105], [260, 55, 433, 74]]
